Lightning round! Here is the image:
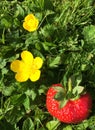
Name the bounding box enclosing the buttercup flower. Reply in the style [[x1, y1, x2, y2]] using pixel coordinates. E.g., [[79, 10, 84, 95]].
[[23, 14, 39, 32], [10, 51, 43, 82]]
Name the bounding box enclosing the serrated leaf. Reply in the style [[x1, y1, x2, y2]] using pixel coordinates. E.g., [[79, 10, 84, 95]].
[[22, 118, 34, 130], [49, 56, 61, 68], [46, 120, 60, 130], [40, 24, 56, 38]]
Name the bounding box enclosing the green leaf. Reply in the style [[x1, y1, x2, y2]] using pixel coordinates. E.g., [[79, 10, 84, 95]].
[[0, 109, 4, 120], [0, 58, 6, 69], [49, 56, 61, 68], [1, 18, 11, 28], [38, 85, 47, 95], [23, 96, 30, 111], [46, 120, 60, 130], [5, 107, 25, 124], [15, 127, 19, 130], [25, 89, 37, 100], [42, 42, 56, 51], [82, 120, 89, 128], [37, 0, 44, 10], [63, 125, 72, 130], [10, 94, 26, 106], [15, 4, 24, 17], [40, 24, 56, 38], [45, 10, 55, 16], [22, 118, 34, 130], [83, 25, 95, 44], [1, 68, 8, 75], [2, 85, 15, 96]]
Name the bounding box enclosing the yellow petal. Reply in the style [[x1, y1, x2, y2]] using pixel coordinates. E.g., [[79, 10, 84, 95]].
[[33, 57, 43, 69], [21, 51, 33, 65], [23, 22, 30, 32], [15, 72, 29, 82], [29, 70, 41, 82], [24, 14, 35, 22], [10, 60, 25, 72]]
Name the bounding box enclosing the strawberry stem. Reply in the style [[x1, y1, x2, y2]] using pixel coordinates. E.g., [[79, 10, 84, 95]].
[[68, 78, 72, 92]]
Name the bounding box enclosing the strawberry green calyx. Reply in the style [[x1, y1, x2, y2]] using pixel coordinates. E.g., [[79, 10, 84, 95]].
[[68, 78, 72, 92], [53, 86, 68, 108], [52, 84, 68, 108], [52, 78, 85, 108], [54, 87, 65, 101], [67, 77, 85, 100]]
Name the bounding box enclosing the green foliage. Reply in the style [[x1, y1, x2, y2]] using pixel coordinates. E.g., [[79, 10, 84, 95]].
[[83, 25, 95, 44], [63, 125, 72, 130], [46, 120, 60, 130], [0, 0, 95, 129], [22, 118, 34, 130]]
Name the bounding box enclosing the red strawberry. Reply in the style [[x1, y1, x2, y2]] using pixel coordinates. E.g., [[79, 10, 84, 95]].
[[46, 84, 92, 124]]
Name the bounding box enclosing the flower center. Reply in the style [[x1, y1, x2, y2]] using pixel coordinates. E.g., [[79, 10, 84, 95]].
[[28, 62, 37, 75]]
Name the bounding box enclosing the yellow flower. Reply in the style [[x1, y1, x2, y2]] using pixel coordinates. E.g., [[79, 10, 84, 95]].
[[23, 14, 39, 32], [10, 51, 43, 82]]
